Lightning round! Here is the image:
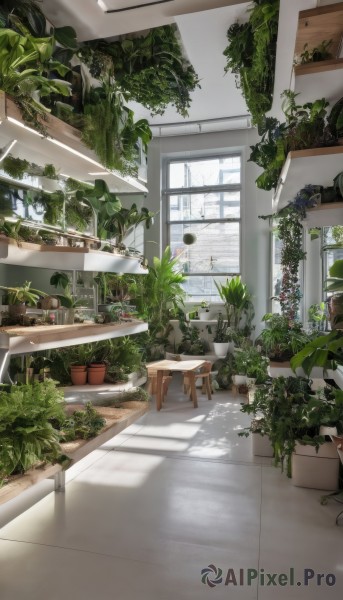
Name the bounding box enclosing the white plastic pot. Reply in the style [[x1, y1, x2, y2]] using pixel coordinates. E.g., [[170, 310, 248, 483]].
[[292, 441, 339, 490], [232, 374, 247, 385], [213, 342, 230, 358], [252, 433, 274, 457]]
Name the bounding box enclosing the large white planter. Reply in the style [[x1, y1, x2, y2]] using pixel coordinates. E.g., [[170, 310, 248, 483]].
[[252, 433, 274, 457], [213, 342, 230, 358], [292, 441, 340, 491], [198, 311, 212, 321], [232, 374, 247, 385]]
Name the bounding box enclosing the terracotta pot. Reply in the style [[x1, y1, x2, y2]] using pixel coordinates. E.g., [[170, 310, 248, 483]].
[[8, 303, 26, 318], [89, 363, 106, 369], [87, 367, 106, 385], [70, 368, 87, 385]]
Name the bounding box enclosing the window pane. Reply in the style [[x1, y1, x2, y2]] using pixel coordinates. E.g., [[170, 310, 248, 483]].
[[170, 222, 240, 274], [169, 156, 240, 188], [169, 191, 240, 221], [181, 275, 232, 302]]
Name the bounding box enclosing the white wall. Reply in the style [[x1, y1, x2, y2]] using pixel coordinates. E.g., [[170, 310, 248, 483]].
[[145, 128, 273, 335]]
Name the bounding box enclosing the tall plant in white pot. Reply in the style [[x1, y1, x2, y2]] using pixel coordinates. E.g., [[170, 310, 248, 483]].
[[213, 312, 230, 358]]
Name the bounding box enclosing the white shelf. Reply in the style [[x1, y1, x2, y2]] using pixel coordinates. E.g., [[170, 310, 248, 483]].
[[63, 375, 147, 402], [302, 202, 343, 227], [273, 146, 343, 211], [0, 238, 147, 274], [0, 92, 147, 194], [0, 320, 148, 355], [294, 60, 343, 107]]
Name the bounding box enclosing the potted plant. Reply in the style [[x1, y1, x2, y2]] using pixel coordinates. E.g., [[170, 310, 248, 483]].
[[49, 271, 83, 323], [213, 312, 230, 357], [198, 300, 211, 321], [290, 330, 343, 377], [177, 312, 210, 359], [215, 276, 252, 330], [0, 281, 47, 319], [232, 349, 248, 385], [257, 313, 309, 363]]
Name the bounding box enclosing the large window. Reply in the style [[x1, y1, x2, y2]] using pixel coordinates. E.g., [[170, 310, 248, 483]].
[[166, 155, 241, 301]]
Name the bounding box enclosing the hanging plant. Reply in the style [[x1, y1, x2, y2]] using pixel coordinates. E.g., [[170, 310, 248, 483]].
[[79, 25, 200, 117], [1, 155, 30, 179], [223, 0, 280, 125]]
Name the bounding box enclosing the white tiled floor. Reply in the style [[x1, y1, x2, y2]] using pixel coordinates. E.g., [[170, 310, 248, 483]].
[[0, 383, 342, 599]]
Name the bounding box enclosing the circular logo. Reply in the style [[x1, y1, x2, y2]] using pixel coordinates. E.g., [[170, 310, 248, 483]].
[[201, 564, 223, 588]]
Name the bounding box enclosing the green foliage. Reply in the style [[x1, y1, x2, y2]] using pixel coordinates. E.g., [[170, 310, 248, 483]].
[[296, 40, 333, 65], [129, 247, 186, 360], [213, 312, 230, 343], [177, 310, 210, 356], [250, 91, 336, 190], [99, 203, 155, 244], [240, 377, 343, 476], [223, 0, 280, 125], [65, 196, 93, 232], [82, 82, 151, 175], [0, 280, 46, 305], [59, 403, 105, 442], [277, 209, 306, 320], [2, 155, 30, 179], [325, 258, 343, 293], [42, 163, 58, 179], [233, 346, 269, 383], [257, 313, 309, 361], [290, 330, 343, 376], [0, 380, 65, 484], [80, 25, 200, 117], [215, 276, 253, 330]]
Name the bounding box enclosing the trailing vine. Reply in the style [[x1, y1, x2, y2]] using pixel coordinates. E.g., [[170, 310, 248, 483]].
[[277, 211, 305, 321], [223, 0, 280, 125]]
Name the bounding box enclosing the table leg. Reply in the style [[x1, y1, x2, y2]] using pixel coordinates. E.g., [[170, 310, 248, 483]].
[[156, 369, 164, 411], [189, 372, 198, 408]]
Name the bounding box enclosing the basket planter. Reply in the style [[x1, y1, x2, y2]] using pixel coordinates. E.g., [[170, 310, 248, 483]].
[[291, 441, 340, 490], [252, 433, 274, 457]]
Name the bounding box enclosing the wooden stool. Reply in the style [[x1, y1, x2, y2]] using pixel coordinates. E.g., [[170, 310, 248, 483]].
[[183, 361, 212, 401]]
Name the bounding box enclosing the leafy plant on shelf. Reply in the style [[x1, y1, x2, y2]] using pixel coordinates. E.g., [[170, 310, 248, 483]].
[[59, 403, 105, 442], [215, 276, 254, 335], [213, 312, 230, 343], [99, 203, 155, 246], [49, 271, 83, 309], [0, 22, 71, 134], [79, 25, 200, 117], [233, 346, 269, 383], [295, 40, 333, 65], [1, 155, 30, 180], [223, 0, 280, 125], [0, 380, 65, 486], [249, 91, 339, 191], [257, 313, 309, 361], [239, 376, 343, 477], [177, 311, 210, 356], [0, 280, 46, 305]]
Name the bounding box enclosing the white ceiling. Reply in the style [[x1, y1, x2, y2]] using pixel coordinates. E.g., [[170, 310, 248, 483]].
[[42, 0, 250, 126]]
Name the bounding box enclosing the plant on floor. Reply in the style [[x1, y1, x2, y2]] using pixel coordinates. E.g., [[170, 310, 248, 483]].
[[59, 403, 105, 442], [223, 0, 279, 125], [79, 25, 200, 117], [128, 247, 186, 360], [0, 380, 65, 485], [233, 346, 269, 383], [239, 377, 343, 476]]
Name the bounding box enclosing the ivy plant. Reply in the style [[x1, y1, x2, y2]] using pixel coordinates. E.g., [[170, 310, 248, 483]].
[[223, 0, 280, 125]]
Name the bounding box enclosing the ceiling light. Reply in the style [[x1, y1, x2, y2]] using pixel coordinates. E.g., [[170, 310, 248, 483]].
[[97, 0, 108, 11], [0, 139, 17, 163]]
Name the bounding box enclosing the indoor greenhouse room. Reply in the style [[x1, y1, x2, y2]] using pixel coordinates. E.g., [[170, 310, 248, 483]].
[[1, 0, 343, 598]]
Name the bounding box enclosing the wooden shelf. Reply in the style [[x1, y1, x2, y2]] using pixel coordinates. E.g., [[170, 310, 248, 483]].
[[301, 202, 343, 227], [0, 401, 149, 506], [273, 146, 343, 211], [0, 320, 148, 355], [0, 237, 147, 274], [295, 3, 343, 59], [294, 58, 343, 76], [0, 93, 147, 194]]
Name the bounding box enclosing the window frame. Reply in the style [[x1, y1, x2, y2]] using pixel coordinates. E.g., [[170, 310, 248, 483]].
[[164, 154, 242, 296]]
